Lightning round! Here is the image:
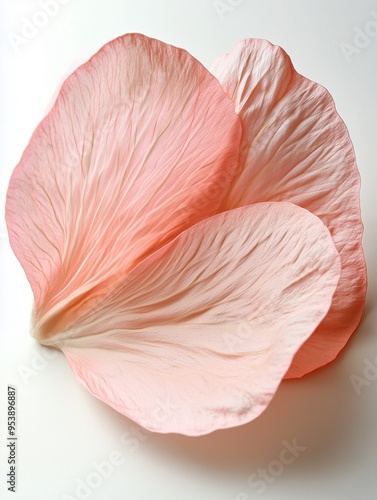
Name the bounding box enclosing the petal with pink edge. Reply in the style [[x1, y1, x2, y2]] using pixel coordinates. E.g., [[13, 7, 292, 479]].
[[5, 34, 241, 339], [211, 38, 366, 378], [51, 203, 341, 435]]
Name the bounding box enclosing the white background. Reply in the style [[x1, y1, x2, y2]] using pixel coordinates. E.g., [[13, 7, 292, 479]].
[[1, 1, 376, 499]]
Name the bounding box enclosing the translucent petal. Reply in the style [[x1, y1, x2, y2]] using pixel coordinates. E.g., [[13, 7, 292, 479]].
[[6, 34, 241, 339], [211, 38, 366, 377], [57, 203, 341, 435]]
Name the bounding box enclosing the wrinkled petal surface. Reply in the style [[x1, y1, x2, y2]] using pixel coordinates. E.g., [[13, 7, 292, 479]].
[[5, 34, 241, 339], [211, 39, 366, 378], [55, 203, 341, 435]]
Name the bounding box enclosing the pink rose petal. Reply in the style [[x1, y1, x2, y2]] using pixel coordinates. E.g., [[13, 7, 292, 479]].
[[6, 34, 241, 340], [58, 203, 340, 435], [211, 38, 367, 378]]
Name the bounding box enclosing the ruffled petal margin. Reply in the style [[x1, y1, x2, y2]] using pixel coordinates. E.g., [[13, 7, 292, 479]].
[[211, 39, 367, 378], [53, 203, 341, 435], [6, 34, 241, 340]]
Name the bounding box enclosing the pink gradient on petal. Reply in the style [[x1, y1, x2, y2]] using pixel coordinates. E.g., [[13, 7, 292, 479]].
[[59, 203, 340, 435], [6, 34, 241, 340], [211, 38, 367, 378]]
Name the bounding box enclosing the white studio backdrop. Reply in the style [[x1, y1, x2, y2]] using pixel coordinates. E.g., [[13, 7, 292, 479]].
[[0, 1, 376, 499]]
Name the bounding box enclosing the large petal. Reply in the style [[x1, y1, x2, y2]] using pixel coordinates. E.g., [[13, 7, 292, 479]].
[[5, 34, 241, 339], [46, 203, 341, 435], [211, 39, 366, 378]]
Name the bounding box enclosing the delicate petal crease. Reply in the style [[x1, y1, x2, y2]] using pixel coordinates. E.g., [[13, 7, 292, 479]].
[[6, 34, 241, 340], [57, 203, 340, 435], [5, 34, 364, 435], [211, 38, 366, 377]]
